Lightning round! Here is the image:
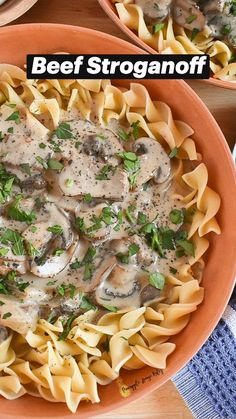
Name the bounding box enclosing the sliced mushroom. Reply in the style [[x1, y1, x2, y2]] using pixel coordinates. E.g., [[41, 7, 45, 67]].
[[172, 0, 206, 31], [95, 263, 140, 309], [140, 284, 161, 305], [133, 137, 171, 188], [22, 202, 74, 255], [30, 241, 78, 278], [200, 0, 236, 48], [62, 254, 117, 294], [134, 0, 172, 23], [21, 202, 77, 278], [0, 326, 8, 343], [75, 203, 118, 242], [0, 295, 39, 334], [4, 164, 47, 193], [0, 105, 52, 169], [0, 259, 27, 275], [58, 156, 129, 201]]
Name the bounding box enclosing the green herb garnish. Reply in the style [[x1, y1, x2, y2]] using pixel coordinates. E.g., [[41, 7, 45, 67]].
[[149, 272, 165, 290], [152, 23, 165, 34], [47, 159, 64, 171], [20, 163, 31, 176], [2, 312, 12, 319], [58, 314, 77, 341], [5, 111, 20, 124], [102, 304, 118, 312], [169, 209, 184, 225], [95, 164, 116, 180], [0, 228, 25, 256], [47, 225, 63, 235], [7, 195, 36, 224], [54, 122, 73, 139]]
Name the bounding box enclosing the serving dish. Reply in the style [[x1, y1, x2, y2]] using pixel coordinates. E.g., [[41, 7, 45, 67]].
[[0, 23, 235, 419], [0, 0, 38, 26], [98, 0, 236, 91]]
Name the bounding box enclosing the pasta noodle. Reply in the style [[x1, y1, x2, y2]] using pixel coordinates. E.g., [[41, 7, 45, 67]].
[[112, 1, 236, 82], [0, 64, 221, 412]]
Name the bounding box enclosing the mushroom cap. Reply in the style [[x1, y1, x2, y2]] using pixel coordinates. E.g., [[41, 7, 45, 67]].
[[58, 157, 129, 201], [135, 0, 172, 23], [171, 0, 206, 31], [133, 137, 171, 188]]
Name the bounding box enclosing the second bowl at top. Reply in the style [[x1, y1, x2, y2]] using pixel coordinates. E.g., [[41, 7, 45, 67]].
[[98, 0, 236, 90]]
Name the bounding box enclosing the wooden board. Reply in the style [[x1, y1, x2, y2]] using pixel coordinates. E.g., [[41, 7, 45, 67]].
[[7, 1, 236, 417]]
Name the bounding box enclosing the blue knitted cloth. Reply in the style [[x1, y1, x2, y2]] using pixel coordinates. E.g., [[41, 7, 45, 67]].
[[173, 287, 236, 419]]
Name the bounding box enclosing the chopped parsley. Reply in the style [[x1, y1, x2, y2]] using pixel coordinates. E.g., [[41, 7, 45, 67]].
[[26, 242, 39, 257], [53, 248, 64, 257], [54, 122, 73, 139], [117, 151, 140, 189], [149, 272, 165, 290], [95, 164, 116, 180], [20, 163, 31, 176], [0, 228, 25, 256], [2, 312, 12, 319], [7, 195, 36, 224], [118, 129, 130, 142], [47, 159, 64, 171], [221, 24, 232, 36], [102, 304, 118, 312], [0, 164, 15, 204], [56, 283, 75, 298], [16, 281, 29, 292], [58, 314, 77, 341], [152, 23, 165, 34], [191, 28, 200, 41], [186, 14, 197, 24], [70, 246, 96, 281], [83, 193, 93, 203], [169, 209, 184, 225], [36, 156, 48, 169], [5, 110, 20, 124], [131, 120, 140, 140], [0, 247, 9, 257], [116, 242, 140, 264], [125, 204, 136, 224], [176, 239, 195, 257], [169, 147, 179, 159], [65, 178, 74, 188], [80, 294, 97, 311], [47, 225, 63, 235], [137, 211, 148, 225]]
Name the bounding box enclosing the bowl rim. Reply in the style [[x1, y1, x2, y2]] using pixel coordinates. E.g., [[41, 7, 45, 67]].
[[97, 0, 236, 91], [0, 0, 38, 26], [0, 22, 236, 419]]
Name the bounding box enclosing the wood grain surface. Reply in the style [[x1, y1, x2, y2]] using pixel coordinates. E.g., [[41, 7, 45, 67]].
[[4, 1, 236, 418]]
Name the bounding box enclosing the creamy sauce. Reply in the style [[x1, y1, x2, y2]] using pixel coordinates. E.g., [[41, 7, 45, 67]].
[[0, 105, 191, 335], [135, 0, 236, 49]]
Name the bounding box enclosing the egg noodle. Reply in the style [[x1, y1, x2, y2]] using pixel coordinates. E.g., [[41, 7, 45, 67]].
[[0, 64, 220, 412], [112, 0, 236, 82]]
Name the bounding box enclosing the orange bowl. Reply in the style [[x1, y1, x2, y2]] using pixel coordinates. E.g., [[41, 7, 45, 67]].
[[0, 23, 235, 419], [98, 0, 236, 91], [0, 0, 38, 26]]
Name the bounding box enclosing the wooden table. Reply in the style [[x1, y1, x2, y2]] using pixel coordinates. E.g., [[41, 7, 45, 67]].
[[8, 1, 236, 418]]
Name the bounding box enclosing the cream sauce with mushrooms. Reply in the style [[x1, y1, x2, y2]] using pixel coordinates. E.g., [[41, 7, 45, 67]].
[[0, 107, 193, 335], [135, 0, 236, 49]]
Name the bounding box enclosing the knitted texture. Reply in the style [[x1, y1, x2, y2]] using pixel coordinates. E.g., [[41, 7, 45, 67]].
[[188, 320, 236, 419], [173, 288, 236, 419]]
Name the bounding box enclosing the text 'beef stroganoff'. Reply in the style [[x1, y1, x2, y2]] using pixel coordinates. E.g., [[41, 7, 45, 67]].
[[112, 0, 236, 81], [0, 64, 220, 412]]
